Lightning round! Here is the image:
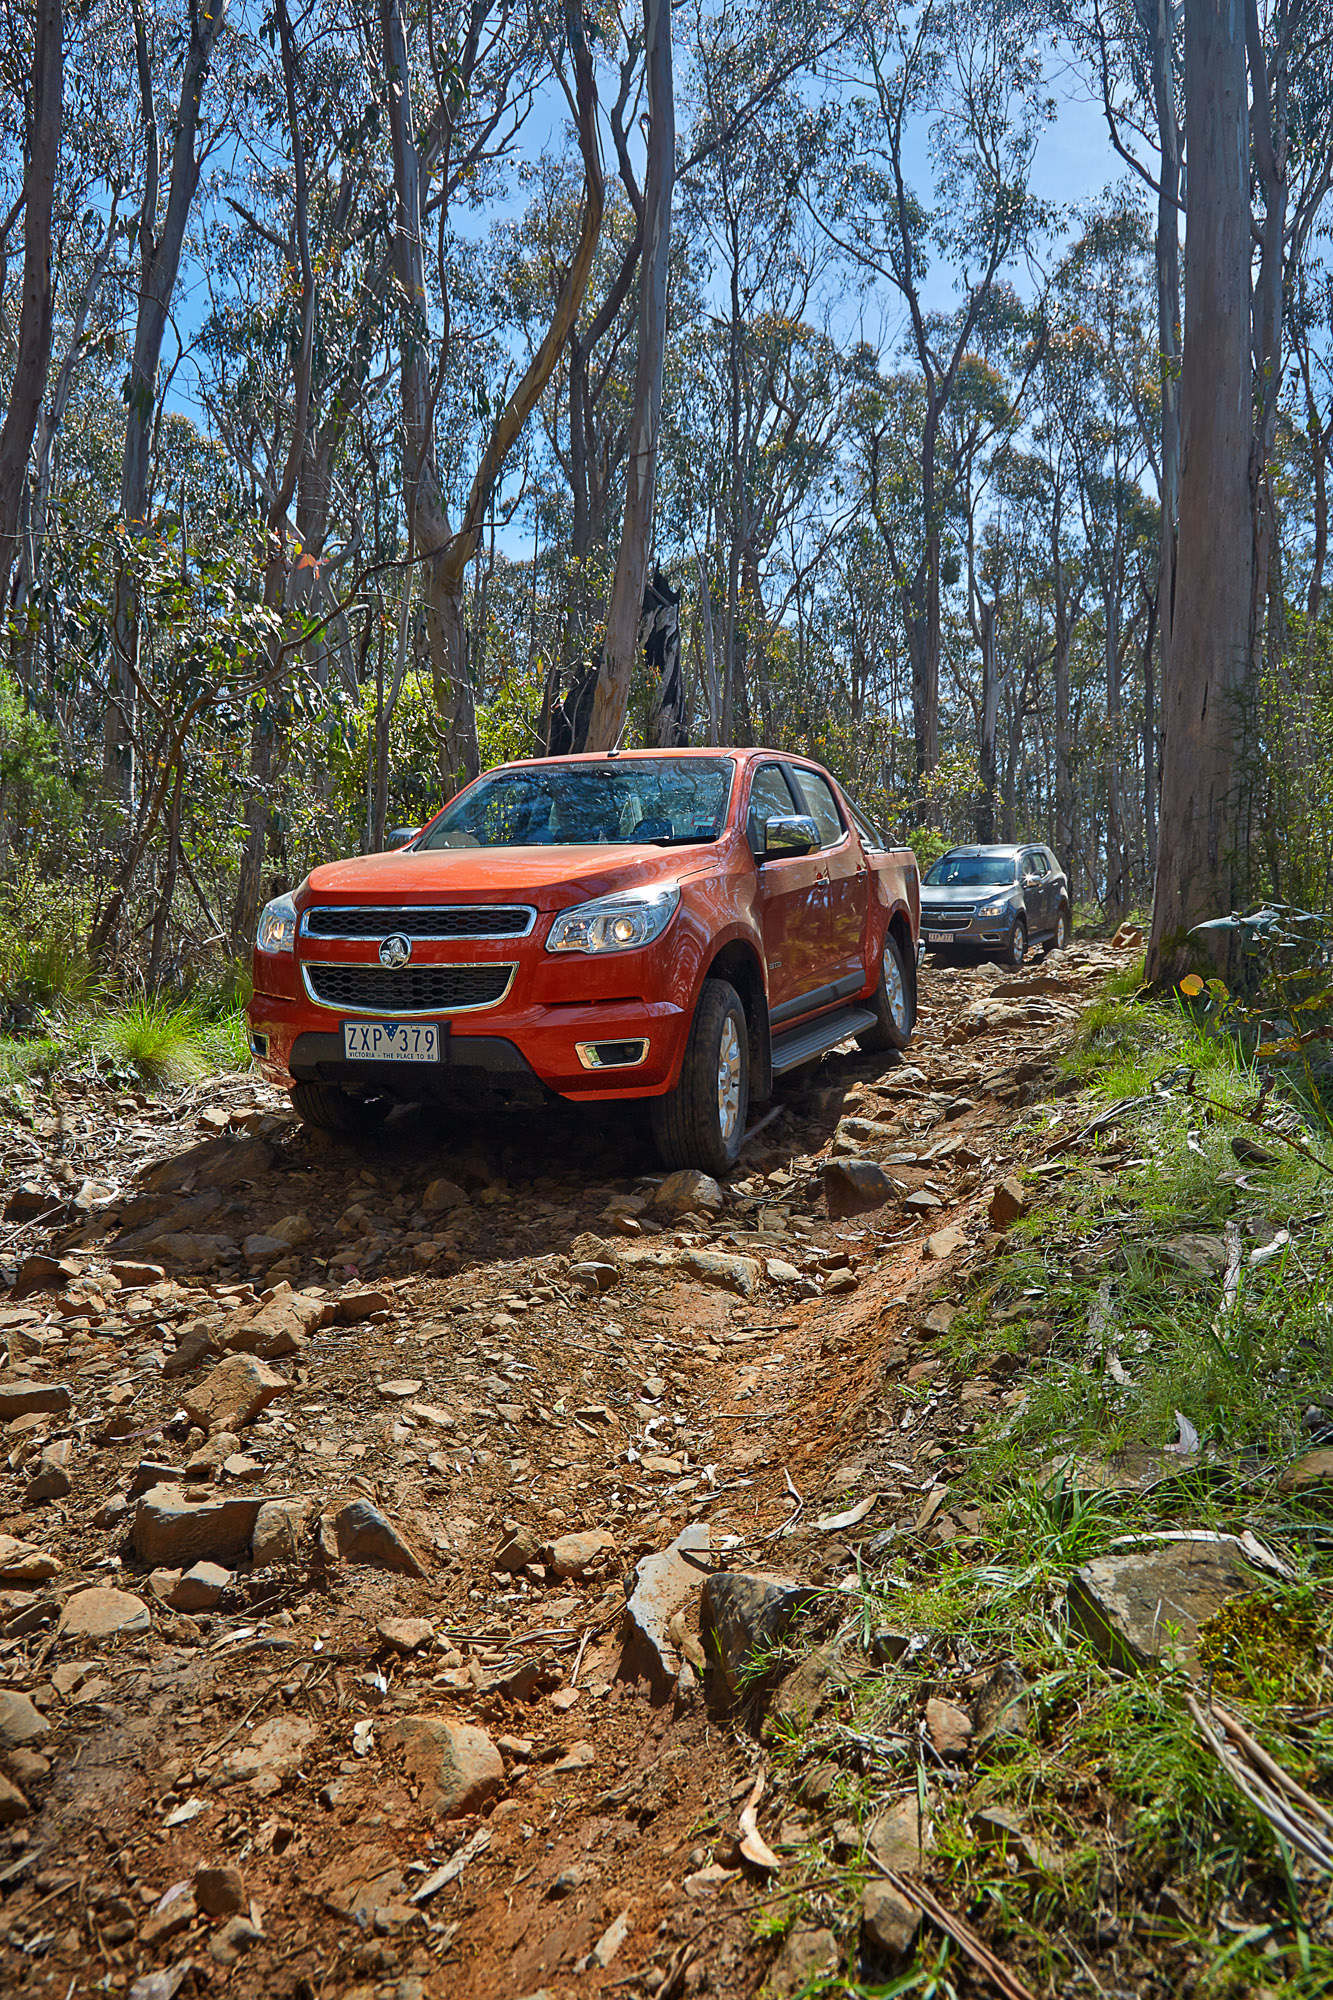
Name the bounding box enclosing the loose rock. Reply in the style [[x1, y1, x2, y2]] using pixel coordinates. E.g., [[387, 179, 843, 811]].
[[861, 1879, 921, 1962], [168, 1562, 231, 1611], [194, 1865, 245, 1918], [548, 1528, 616, 1578], [0, 1689, 50, 1748], [988, 1176, 1026, 1228], [653, 1170, 724, 1217], [701, 1571, 811, 1689], [824, 1158, 896, 1218], [333, 1498, 426, 1577], [57, 1586, 151, 1641], [133, 1485, 266, 1568], [626, 1522, 710, 1678], [182, 1354, 289, 1434], [1068, 1541, 1256, 1672], [385, 1715, 504, 1816]]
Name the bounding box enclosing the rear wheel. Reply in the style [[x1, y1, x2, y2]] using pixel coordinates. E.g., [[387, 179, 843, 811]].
[[856, 932, 915, 1052], [290, 1080, 389, 1138], [1005, 918, 1028, 969], [650, 978, 749, 1175], [1045, 905, 1070, 955]]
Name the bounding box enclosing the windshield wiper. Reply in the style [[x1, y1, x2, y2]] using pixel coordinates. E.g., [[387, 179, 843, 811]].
[[646, 833, 716, 845]]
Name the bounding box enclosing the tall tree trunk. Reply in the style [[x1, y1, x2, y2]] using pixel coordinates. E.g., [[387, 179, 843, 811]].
[[107, 0, 226, 805], [975, 595, 998, 841], [381, 0, 602, 788], [586, 0, 674, 750], [1146, 0, 1253, 984], [1140, 0, 1181, 720], [0, 0, 63, 611], [1053, 528, 1075, 891]]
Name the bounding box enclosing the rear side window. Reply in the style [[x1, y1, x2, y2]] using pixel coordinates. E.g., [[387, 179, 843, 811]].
[[790, 769, 845, 847], [747, 765, 798, 851]]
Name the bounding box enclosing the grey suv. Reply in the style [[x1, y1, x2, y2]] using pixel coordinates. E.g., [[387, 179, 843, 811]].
[[919, 843, 1071, 967]]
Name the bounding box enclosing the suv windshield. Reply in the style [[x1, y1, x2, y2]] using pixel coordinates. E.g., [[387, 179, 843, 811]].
[[418, 758, 735, 849], [924, 854, 1016, 888]]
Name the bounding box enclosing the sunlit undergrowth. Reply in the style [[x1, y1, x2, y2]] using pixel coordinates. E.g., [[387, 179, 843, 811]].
[[0, 994, 250, 1102]]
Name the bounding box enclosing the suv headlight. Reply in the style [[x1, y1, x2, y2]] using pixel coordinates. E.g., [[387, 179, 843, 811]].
[[975, 894, 1014, 918], [257, 892, 297, 954], [546, 884, 681, 954]]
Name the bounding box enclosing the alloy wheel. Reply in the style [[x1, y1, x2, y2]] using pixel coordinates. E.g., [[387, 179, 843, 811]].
[[883, 938, 908, 1030], [716, 1016, 742, 1142]]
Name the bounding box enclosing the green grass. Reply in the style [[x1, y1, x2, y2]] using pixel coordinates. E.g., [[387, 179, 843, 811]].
[[0, 995, 250, 1100], [756, 975, 1333, 1999]]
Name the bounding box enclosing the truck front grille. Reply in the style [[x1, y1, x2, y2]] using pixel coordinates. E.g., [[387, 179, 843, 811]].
[[302, 962, 515, 1015], [301, 904, 534, 939]]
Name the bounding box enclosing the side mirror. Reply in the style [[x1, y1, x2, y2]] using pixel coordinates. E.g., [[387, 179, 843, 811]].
[[385, 826, 420, 851], [761, 814, 820, 860]]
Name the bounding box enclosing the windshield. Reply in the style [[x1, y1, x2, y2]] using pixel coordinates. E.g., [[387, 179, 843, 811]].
[[924, 854, 1016, 888], [417, 758, 735, 849]]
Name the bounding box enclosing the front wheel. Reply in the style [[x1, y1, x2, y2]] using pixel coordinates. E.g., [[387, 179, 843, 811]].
[[856, 933, 915, 1052], [290, 1080, 389, 1138], [1045, 905, 1070, 955], [1004, 918, 1028, 969], [650, 978, 749, 1175]]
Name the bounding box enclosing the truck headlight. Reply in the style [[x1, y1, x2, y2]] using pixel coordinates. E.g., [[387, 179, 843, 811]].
[[257, 892, 297, 954], [975, 895, 1013, 919], [546, 884, 681, 954]]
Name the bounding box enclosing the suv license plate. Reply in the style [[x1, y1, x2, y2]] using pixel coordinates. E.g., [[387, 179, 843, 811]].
[[343, 1021, 440, 1062], [926, 931, 953, 944]]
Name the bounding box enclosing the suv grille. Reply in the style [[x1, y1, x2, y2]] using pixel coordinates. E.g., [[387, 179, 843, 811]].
[[304, 962, 515, 1014], [302, 904, 533, 940], [920, 905, 975, 929]]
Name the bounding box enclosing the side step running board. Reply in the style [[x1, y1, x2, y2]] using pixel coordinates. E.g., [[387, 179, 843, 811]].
[[771, 1003, 878, 1075]]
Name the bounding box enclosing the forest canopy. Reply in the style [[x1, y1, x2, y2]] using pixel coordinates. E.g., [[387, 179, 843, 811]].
[[2, 0, 1332, 999]]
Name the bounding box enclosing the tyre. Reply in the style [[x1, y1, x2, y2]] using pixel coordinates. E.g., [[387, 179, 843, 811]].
[[290, 1080, 389, 1138], [856, 932, 916, 1053], [1044, 905, 1070, 955], [1004, 917, 1028, 969], [650, 978, 749, 1175]]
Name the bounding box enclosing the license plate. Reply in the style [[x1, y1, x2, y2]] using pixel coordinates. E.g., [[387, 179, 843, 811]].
[[342, 1021, 440, 1062], [926, 931, 954, 944]]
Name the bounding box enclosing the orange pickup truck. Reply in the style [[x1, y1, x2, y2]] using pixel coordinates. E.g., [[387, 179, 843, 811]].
[[247, 748, 920, 1173]]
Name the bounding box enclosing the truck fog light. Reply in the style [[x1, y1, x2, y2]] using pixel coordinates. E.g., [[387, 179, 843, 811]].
[[576, 1038, 650, 1070]]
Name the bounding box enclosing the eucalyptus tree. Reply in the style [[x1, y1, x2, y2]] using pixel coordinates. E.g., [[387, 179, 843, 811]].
[[0, 0, 63, 610], [377, 0, 603, 790], [1148, 0, 1252, 981], [822, 0, 1050, 786]]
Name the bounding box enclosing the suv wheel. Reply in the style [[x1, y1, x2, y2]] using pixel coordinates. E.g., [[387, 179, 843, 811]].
[[1006, 918, 1028, 969], [290, 1081, 388, 1138], [651, 978, 749, 1175], [1045, 905, 1070, 954], [856, 932, 915, 1052]]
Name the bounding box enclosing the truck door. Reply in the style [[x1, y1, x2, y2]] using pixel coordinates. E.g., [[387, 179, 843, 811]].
[[747, 763, 822, 1013], [787, 766, 869, 986]]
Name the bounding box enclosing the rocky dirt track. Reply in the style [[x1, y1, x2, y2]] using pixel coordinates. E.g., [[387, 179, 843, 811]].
[[0, 945, 1127, 2000]]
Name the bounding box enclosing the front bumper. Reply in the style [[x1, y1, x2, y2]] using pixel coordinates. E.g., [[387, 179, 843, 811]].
[[245, 964, 688, 1104], [919, 905, 1018, 950]]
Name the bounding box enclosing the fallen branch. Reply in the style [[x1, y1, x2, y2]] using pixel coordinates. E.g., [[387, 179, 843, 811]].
[[869, 1858, 1040, 2000], [1187, 1693, 1333, 1874]]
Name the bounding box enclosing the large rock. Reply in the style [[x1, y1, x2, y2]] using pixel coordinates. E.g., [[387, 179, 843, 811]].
[[767, 1926, 839, 1997], [0, 1379, 71, 1421], [141, 1231, 239, 1269], [988, 1177, 1026, 1229], [1279, 1449, 1333, 1495], [868, 1795, 928, 1872], [333, 1498, 425, 1577], [653, 1170, 724, 1218], [678, 1248, 762, 1297], [385, 1715, 503, 1817], [142, 1131, 275, 1195], [251, 1497, 313, 1567], [57, 1587, 151, 1641], [0, 1689, 50, 1749], [1068, 1541, 1256, 1673], [226, 1291, 326, 1359], [627, 1522, 710, 1677], [0, 1534, 61, 1585], [133, 1485, 267, 1567], [701, 1571, 812, 1690], [217, 1714, 317, 1794], [823, 1158, 896, 1218], [548, 1528, 616, 1579], [182, 1354, 289, 1434], [422, 1178, 468, 1216], [861, 1879, 921, 1962], [23, 1438, 73, 1505]]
